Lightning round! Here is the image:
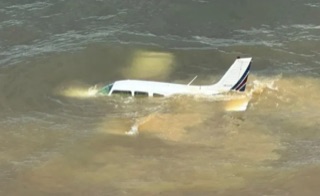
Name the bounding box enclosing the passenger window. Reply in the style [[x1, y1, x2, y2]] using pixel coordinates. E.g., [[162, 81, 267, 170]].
[[111, 90, 132, 96], [134, 91, 149, 97], [153, 93, 164, 97]]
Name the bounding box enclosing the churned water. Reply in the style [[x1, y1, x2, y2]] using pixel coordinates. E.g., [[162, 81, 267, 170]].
[[1, 0, 320, 195]]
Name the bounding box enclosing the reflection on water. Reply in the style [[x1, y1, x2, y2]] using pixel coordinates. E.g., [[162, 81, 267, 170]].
[[121, 50, 175, 80]]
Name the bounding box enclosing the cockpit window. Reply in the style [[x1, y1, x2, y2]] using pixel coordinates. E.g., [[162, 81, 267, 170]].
[[98, 83, 113, 95]]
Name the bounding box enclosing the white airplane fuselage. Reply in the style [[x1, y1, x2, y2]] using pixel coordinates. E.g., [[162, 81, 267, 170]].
[[98, 57, 252, 97], [109, 80, 221, 97]]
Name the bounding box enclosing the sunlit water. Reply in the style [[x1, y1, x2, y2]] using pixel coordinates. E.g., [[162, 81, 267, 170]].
[[1, 0, 320, 195]]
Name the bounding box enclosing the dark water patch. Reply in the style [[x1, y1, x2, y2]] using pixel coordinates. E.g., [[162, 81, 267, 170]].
[[2, 0, 320, 66]]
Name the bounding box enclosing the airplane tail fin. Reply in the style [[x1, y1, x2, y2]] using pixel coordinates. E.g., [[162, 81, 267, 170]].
[[215, 57, 252, 92]]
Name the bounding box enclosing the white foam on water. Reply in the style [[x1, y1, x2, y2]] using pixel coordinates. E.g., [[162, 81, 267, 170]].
[[126, 124, 139, 136], [6, 2, 53, 11], [55, 84, 100, 98], [305, 3, 320, 8]]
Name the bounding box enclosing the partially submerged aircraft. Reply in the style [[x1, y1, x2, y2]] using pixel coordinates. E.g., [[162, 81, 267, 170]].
[[97, 57, 252, 97]]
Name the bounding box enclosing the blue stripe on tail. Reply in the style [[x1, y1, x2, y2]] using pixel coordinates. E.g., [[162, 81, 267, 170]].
[[231, 63, 251, 91]]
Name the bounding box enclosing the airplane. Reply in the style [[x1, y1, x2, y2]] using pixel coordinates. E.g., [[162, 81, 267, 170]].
[[96, 57, 252, 97]]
